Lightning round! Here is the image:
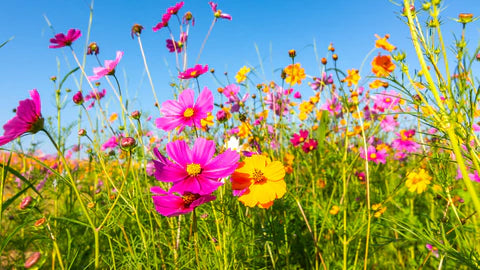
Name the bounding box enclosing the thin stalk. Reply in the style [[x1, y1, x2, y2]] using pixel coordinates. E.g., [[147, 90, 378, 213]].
[[136, 35, 161, 114], [195, 19, 216, 64], [42, 129, 98, 268]]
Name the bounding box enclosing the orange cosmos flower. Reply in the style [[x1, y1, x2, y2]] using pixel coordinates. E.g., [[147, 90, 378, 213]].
[[342, 69, 361, 86], [374, 34, 396, 52], [231, 154, 286, 209], [284, 63, 306, 85], [372, 54, 395, 77]]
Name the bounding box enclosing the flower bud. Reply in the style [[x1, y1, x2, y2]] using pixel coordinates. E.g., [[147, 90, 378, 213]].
[[73, 91, 84, 105], [120, 137, 137, 151], [217, 87, 224, 93], [50, 76, 57, 82], [87, 42, 99, 55], [131, 24, 144, 39], [288, 49, 296, 58], [20, 196, 33, 209], [328, 43, 335, 52], [476, 53, 480, 61], [251, 94, 256, 99], [131, 110, 141, 120], [78, 129, 87, 136], [458, 13, 474, 24], [210, 68, 215, 73], [332, 54, 338, 61], [34, 217, 46, 227], [321, 57, 327, 65], [24, 252, 41, 269], [95, 82, 101, 87], [281, 70, 287, 79]]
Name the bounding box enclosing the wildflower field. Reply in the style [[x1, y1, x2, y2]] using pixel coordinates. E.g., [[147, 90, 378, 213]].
[[2, 0, 480, 269]]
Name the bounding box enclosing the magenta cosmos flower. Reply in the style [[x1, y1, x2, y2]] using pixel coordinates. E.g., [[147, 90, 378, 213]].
[[151, 186, 215, 217], [290, 129, 309, 147], [156, 87, 213, 132], [166, 32, 187, 53], [167, 1, 184, 15], [153, 137, 240, 195], [360, 145, 387, 164], [49, 29, 81, 48], [88, 51, 123, 81], [209, 2, 232, 20], [0, 89, 44, 146], [178, 64, 209, 79], [153, 13, 172, 32]]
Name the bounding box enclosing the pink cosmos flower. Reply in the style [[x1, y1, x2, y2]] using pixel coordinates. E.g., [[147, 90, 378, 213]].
[[360, 145, 387, 164], [310, 72, 333, 91], [156, 87, 213, 133], [391, 129, 419, 153], [320, 96, 342, 116], [101, 135, 119, 151], [290, 130, 309, 147], [153, 137, 240, 195], [84, 89, 107, 109], [223, 84, 249, 113], [380, 115, 398, 132], [151, 186, 216, 217], [264, 85, 290, 116], [178, 64, 209, 79], [153, 13, 172, 32], [49, 29, 81, 48], [167, 2, 184, 15], [88, 51, 124, 81], [426, 244, 439, 258], [0, 89, 44, 146], [209, 2, 232, 20], [166, 32, 187, 53], [293, 91, 302, 99], [373, 90, 401, 112]]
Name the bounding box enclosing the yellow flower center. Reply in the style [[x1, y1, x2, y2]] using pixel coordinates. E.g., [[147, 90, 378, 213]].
[[369, 153, 377, 159], [182, 192, 200, 207], [190, 71, 197, 77], [385, 97, 391, 103], [299, 137, 304, 142], [186, 163, 202, 176], [183, 108, 194, 118], [252, 168, 265, 183]]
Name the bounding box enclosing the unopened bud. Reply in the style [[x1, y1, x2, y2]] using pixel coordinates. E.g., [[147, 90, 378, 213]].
[[34, 217, 46, 227], [78, 129, 87, 136], [50, 76, 57, 82], [288, 49, 296, 58], [458, 13, 474, 24], [131, 110, 141, 119], [321, 57, 327, 65], [120, 137, 137, 151], [281, 70, 287, 79], [210, 68, 215, 73], [95, 82, 101, 87], [73, 91, 84, 105], [332, 54, 338, 61], [24, 252, 41, 269], [20, 196, 33, 209], [217, 87, 224, 93], [252, 94, 256, 99]]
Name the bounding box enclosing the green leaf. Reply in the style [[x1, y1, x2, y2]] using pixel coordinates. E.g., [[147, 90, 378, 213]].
[[317, 110, 329, 151], [0, 36, 14, 49], [59, 67, 80, 90]]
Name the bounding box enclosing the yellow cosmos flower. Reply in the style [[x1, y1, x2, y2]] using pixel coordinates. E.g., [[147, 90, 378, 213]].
[[235, 66, 251, 83], [238, 122, 251, 139], [284, 63, 306, 85], [374, 34, 396, 52], [109, 112, 118, 123], [231, 154, 286, 209], [405, 169, 432, 194], [343, 69, 361, 86], [372, 54, 396, 77], [200, 112, 214, 131]]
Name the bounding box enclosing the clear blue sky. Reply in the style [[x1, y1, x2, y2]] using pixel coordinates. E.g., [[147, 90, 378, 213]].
[[0, 0, 479, 151]]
